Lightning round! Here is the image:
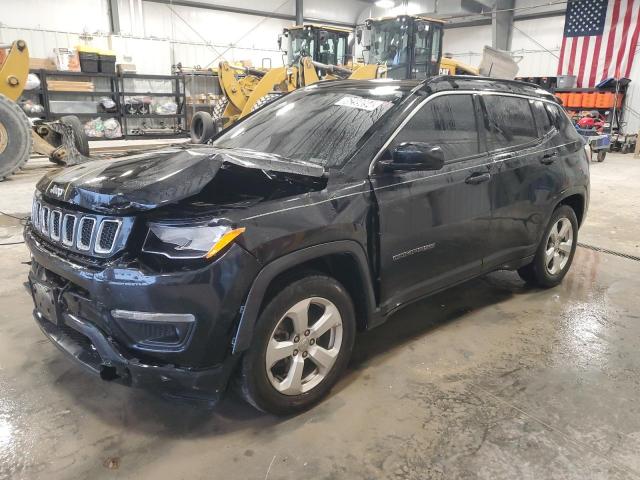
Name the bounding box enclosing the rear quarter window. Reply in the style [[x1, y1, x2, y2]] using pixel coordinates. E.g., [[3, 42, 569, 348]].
[[532, 100, 553, 136], [545, 102, 583, 143]]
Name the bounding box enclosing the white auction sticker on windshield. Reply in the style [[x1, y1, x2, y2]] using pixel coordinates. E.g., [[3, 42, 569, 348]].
[[334, 95, 386, 111]]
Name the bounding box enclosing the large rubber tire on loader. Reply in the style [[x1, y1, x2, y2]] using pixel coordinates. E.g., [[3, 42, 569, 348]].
[[59, 115, 90, 156], [0, 94, 32, 181], [250, 93, 284, 112], [190, 111, 217, 144], [212, 97, 228, 121]]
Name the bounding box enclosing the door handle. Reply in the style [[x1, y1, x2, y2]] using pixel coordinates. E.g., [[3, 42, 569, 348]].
[[465, 172, 491, 185], [540, 151, 558, 164]]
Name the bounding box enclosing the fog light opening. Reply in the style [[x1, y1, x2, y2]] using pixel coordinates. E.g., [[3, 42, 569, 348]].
[[100, 365, 119, 381]]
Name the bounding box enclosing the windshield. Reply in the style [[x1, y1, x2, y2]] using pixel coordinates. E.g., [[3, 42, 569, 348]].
[[212, 86, 405, 168], [369, 19, 409, 67], [287, 29, 349, 65], [288, 30, 314, 64]]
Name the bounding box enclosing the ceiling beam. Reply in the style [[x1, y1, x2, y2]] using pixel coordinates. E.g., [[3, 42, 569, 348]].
[[444, 7, 566, 29], [142, 0, 355, 28]]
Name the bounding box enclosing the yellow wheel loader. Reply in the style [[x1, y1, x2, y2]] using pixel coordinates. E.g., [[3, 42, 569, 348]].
[[357, 15, 518, 80], [0, 40, 91, 180], [189, 24, 382, 144]]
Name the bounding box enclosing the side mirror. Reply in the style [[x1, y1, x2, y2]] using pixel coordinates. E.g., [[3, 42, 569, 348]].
[[380, 142, 445, 172]]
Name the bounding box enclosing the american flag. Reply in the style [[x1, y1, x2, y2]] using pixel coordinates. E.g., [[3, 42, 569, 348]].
[[557, 0, 640, 87]]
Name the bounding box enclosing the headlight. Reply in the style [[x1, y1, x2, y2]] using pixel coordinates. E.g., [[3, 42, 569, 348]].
[[142, 222, 245, 259]]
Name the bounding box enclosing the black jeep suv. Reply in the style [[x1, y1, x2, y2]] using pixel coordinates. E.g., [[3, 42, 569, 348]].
[[25, 77, 589, 414]]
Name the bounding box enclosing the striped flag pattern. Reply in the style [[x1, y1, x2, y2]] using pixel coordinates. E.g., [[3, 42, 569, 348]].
[[557, 0, 640, 87]]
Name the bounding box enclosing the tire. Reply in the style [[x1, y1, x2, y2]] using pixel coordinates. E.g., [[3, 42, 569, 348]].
[[211, 97, 228, 121], [250, 93, 284, 112], [237, 274, 356, 415], [190, 111, 216, 144], [518, 205, 578, 288], [0, 93, 31, 181], [60, 115, 90, 156], [597, 150, 607, 162]]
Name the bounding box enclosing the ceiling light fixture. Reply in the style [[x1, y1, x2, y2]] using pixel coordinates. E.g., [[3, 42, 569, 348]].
[[375, 0, 395, 8]]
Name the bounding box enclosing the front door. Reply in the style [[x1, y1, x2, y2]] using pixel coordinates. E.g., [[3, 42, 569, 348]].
[[370, 93, 493, 310]]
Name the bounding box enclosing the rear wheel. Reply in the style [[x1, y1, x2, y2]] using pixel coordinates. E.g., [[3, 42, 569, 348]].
[[518, 205, 578, 288], [237, 275, 355, 415], [0, 94, 31, 180]]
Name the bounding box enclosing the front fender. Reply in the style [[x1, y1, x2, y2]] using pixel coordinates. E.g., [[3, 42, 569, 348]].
[[232, 240, 378, 354]]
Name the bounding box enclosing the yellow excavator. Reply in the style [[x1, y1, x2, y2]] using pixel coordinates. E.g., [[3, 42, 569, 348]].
[[0, 40, 91, 180], [189, 24, 380, 144]]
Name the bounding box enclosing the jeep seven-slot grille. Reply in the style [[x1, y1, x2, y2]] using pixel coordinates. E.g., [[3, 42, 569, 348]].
[[31, 198, 125, 257]]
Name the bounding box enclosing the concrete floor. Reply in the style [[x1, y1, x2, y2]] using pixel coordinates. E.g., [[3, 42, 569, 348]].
[[1, 153, 639, 479]]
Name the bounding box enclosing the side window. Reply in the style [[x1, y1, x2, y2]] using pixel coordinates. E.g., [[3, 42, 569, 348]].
[[481, 95, 538, 151], [393, 94, 480, 162], [545, 103, 583, 142], [532, 100, 553, 136]]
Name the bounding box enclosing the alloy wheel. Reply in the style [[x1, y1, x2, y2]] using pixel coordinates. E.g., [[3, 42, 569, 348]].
[[265, 297, 343, 395], [544, 217, 573, 275]]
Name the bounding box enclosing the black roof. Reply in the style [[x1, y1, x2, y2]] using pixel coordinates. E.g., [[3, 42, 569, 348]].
[[310, 76, 557, 102], [311, 78, 421, 93]]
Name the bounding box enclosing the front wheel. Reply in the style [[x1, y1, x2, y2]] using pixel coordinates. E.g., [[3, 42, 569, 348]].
[[236, 275, 355, 415], [518, 205, 578, 288]]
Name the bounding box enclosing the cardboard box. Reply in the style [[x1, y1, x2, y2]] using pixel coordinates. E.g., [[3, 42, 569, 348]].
[[117, 63, 136, 74], [53, 48, 80, 72]]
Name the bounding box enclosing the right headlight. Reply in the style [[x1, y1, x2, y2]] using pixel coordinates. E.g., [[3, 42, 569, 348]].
[[142, 222, 245, 260]]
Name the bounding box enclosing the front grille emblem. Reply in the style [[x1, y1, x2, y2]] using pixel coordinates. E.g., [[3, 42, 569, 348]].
[[49, 185, 65, 197], [31, 199, 124, 257]]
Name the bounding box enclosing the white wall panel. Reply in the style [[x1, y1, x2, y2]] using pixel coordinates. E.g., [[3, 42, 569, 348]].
[[0, 0, 110, 33], [510, 17, 564, 76], [304, 0, 361, 24], [623, 58, 640, 134], [442, 25, 492, 66]]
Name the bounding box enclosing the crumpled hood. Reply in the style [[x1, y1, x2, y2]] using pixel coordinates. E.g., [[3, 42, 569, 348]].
[[36, 146, 325, 214]]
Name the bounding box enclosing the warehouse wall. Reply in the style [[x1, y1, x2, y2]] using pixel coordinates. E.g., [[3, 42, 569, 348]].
[[0, 0, 362, 74], [1, 0, 638, 133]]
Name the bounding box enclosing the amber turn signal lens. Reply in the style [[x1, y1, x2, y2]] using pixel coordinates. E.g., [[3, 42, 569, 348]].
[[205, 227, 246, 259]]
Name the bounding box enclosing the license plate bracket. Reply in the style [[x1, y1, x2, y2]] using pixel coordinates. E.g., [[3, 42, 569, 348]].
[[31, 281, 60, 325]]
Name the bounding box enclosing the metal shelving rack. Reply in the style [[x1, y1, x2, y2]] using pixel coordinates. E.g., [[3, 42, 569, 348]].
[[22, 70, 121, 140], [23, 70, 189, 139], [553, 84, 628, 133], [118, 73, 188, 139]]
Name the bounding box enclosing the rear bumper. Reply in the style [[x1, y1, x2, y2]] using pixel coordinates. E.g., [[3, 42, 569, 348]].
[[33, 309, 239, 401]]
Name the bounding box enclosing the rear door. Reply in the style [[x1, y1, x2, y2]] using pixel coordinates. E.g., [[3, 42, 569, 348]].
[[370, 93, 492, 310], [480, 94, 567, 269]]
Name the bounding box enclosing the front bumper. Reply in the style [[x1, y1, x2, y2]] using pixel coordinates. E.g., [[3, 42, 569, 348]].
[[33, 309, 236, 400], [24, 224, 261, 398]]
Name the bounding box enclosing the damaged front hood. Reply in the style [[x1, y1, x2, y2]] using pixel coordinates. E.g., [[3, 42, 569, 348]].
[[37, 147, 325, 214]]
